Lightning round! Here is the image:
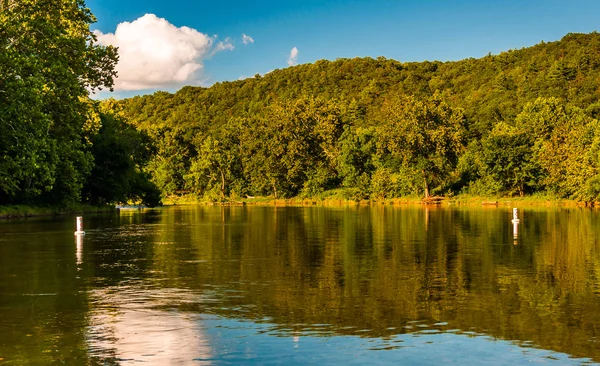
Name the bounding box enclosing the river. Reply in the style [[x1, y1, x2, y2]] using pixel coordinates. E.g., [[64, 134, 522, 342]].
[[0, 205, 599, 364]]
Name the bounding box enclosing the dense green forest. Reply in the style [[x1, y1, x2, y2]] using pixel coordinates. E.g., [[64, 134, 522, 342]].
[[115, 31, 600, 203], [2, 0, 600, 206]]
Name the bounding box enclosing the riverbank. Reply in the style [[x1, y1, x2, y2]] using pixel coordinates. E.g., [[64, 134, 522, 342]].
[[1, 195, 591, 219], [0, 204, 117, 219], [163, 193, 594, 208]]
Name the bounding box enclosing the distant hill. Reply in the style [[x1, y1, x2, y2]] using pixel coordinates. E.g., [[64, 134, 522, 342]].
[[115, 32, 600, 201], [120, 32, 600, 136]]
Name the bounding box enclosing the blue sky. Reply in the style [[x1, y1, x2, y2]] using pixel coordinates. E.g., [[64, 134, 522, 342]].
[[86, 0, 600, 98]]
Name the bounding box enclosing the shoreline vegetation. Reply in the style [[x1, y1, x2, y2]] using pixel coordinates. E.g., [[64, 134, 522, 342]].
[[0, 204, 117, 219], [3, 194, 596, 219], [162, 193, 595, 208]]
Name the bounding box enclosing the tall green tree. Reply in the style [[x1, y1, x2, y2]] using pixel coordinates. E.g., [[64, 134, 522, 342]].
[[377, 93, 466, 197], [0, 0, 117, 204], [480, 122, 541, 196], [241, 97, 346, 198], [82, 109, 160, 207], [145, 127, 195, 196], [185, 128, 242, 200], [338, 127, 376, 189]]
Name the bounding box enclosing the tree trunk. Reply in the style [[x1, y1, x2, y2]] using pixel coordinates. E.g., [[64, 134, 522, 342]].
[[422, 170, 430, 198], [519, 183, 524, 197], [220, 169, 225, 198], [272, 179, 278, 199]]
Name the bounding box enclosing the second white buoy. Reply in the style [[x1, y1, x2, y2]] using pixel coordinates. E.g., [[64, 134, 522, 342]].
[[74, 216, 85, 235], [511, 208, 520, 224]]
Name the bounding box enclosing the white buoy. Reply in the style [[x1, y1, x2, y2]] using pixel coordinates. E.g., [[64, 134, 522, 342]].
[[511, 208, 520, 244], [74, 216, 85, 235], [511, 208, 520, 224]]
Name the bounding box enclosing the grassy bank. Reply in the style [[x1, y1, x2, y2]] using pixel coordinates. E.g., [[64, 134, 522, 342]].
[[2, 195, 589, 219], [163, 192, 593, 208], [447, 195, 586, 207], [0, 204, 117, 219]]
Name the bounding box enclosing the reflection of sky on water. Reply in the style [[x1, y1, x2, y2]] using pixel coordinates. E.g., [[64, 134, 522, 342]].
[[85, 287, 594, 365], [201, 317, 595, 365]]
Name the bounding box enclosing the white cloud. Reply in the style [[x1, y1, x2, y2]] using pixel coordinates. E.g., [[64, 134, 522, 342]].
[[94, 14, 234, 91], [242, 34, 254, 45], [209, 38, 235, 57], [287, 47, 299, 66]]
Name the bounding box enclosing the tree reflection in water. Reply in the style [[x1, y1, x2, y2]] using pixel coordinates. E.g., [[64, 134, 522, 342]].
[[138, 206, 600, 363], [1, 206, 599, 364]]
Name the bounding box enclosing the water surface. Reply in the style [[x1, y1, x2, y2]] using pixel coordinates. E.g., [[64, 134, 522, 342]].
[[1, 205, 599, 364]]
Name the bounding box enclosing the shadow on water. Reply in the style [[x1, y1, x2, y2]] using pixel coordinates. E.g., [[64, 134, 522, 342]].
[[1, 205, 599, 364]]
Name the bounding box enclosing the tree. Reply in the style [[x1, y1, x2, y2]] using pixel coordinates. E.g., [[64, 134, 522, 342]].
[[0, 0, 118, 204], [377, 93, 466, 197], [82, 108, 160, 207], [185, 131, 241, 200], [481, 122, 541, 196], [338, 127, 375, 187], [241, 97, 346, 198], [145, 127, 195, 196]]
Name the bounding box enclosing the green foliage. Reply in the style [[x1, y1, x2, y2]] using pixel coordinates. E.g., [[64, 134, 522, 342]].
[[519, 98, 600, 200], [338, 127, 376, 189], [186, 132, 242, 200], [481, 122, 542, 196], [376, 93, 467, 197], [369, 168, 403, 199], [82, 110, 161, 207], [145, 127, 195, 196], [239, 97, 346, 198], [0, 0, 117, 205], [586, 175, 600, 201]]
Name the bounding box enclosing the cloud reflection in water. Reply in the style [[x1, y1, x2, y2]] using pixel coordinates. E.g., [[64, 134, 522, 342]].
[[86, 287, 213, 365]]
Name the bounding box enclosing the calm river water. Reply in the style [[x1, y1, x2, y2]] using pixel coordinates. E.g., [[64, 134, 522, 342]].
[[1, 205, 600, 365]]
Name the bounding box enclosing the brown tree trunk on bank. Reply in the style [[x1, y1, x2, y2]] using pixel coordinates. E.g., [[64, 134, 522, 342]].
[[272, 179, 278, 199], [220, 170, 226, 198], [423, 170, 430, 198]]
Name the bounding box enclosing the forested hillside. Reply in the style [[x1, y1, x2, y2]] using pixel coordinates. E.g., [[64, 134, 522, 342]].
[[115, 32, 600, 202], [3, 7, 600, 207]]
